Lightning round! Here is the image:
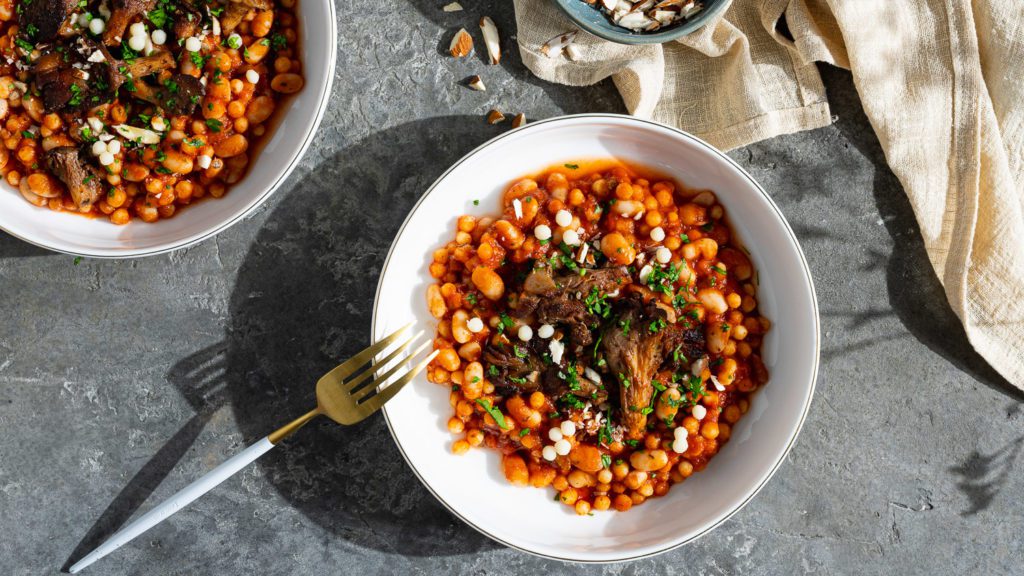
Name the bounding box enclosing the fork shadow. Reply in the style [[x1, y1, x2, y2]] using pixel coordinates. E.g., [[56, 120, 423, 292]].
[[61, 345, 230, 571], [216, 115, 506, 555]]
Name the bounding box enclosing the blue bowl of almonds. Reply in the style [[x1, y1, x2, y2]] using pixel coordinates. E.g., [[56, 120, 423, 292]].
[[554, 0, 730, 45]]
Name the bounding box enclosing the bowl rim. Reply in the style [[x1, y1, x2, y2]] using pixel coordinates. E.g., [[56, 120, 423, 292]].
[[553, 0, 732, 45], [0, 0, 338, 259], [372, 113, 820, 563]]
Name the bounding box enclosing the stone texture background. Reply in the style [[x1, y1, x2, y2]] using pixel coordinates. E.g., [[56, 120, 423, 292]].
[[2, 1, 1023, 574]]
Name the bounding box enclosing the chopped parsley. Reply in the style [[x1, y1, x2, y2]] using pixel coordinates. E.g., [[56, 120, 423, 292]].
[[649, 318, 666, 334], [618, 318, 631, 336], [464, 293, 477, 305], [559, 393, 586, 410], [472, 199, 479, 206], [513, 346, 528, 359], [680, 233, 690, 244], [204, 118, 223, 133], [558, 362, 581, 391], [584, 287, 612, 319], [147, 7, 168, 28], [474, 398, 509, 430], [270, 33, 288, 50], [518, 428, 530, 438], [496, 313, 515, 333], [645, 263, 681, 295], [20, 130, 34, 139], [73, 256, 83, 265], [488, 364, 500, 377], [600, 454, 612, 469], [14, 37, 34, 53], [618, 373, 630, 388], [564, 163, 579, 170]]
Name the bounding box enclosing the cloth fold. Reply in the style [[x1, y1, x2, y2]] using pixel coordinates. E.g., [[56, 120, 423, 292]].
[[514, 0, 1024, 390]]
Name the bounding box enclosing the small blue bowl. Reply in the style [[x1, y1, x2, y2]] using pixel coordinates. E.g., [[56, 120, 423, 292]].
[[553, 0, 730, 45]]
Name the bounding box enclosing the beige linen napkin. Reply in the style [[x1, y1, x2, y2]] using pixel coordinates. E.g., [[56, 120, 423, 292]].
[[514, 0, 1024, 390]]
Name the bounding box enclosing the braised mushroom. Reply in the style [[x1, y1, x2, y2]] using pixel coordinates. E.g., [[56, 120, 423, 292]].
[[17, 0, 78, 44], [47, 147, 104, 211]]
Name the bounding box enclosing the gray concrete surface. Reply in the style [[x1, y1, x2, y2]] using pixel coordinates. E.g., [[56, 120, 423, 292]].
[[2, 1, 1023, 574]]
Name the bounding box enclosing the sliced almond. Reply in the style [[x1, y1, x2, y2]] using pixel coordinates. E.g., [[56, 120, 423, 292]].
[[486, 109, 505, 124], [112, 124, 161, 145], [511, 113, 527, 128], [467, 75, 486, 91], [565, 42, 582, 61], [601, 0, 616, 10], [442, 1, 463, 11], [479, 17, 501, 65], [540, 30, 578, 58], [449, 28, 473, 58]]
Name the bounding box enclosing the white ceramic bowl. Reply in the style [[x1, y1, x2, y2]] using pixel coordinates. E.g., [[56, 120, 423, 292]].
[[373, 114, 819, 562], [0, 2, 336, 258]]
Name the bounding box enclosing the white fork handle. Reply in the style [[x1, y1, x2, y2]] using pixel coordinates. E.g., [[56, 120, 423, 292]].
[[69, 437, 276, 574]]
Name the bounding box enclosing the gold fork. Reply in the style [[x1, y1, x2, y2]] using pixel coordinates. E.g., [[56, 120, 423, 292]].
[[69, 324, 435, 574]]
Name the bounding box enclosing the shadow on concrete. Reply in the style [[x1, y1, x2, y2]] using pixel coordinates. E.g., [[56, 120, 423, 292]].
[[948, 435, 1024, 516], [822, 65, 1023, 403], [64, 116, 506, 567]]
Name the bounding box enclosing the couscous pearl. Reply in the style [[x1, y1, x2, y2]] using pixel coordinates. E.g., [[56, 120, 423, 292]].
[[674, 426, 687, 439], [517, 325, 533, 341], [151, 29, 167, 45], [227, 33, 243, 49], [245, 69, 260, 84], [534, 224, 552, 241], [562, 229, 580, 246], [655, 246, 672, 264], [542, 445, 557, 461], [537, 324, 554, 339], [91, 140, 107, 156], [88, 18, 105, 35], [98, 151, 114, 166], [650, 226, 665, 242], [467, 317, 484, 333], [129, 22, 146, 37], [559, 420, 576, 437], [692, 405, 707, 420], [197, 154, 212, 169], [185, 36, 202, 52], [554, 209, 572, 227], [127, 34, 147, 52], [106, 140, 121, 155], [672, 438, 688, 454], [548, 428, 563, 442], [77, 13, 90, 27], [554, 438, 572, 456]]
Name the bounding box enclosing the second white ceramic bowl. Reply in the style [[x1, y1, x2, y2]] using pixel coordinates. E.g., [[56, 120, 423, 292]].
[[0, 0, 337, 258], [373, 114, 819, 562]]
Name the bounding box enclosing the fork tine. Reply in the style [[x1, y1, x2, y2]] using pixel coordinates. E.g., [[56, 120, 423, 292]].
[[352, 339, 432, 402], [329, 323, 413, 382], [344, 330, 425, 393], [355, 350, 439, 416]]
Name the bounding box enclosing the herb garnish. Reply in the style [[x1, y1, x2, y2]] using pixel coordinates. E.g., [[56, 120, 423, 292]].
[[474, 398, 509, 429]]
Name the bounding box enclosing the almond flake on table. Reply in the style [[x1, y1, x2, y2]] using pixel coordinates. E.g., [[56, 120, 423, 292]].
[[449, 28, 473, 58]]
